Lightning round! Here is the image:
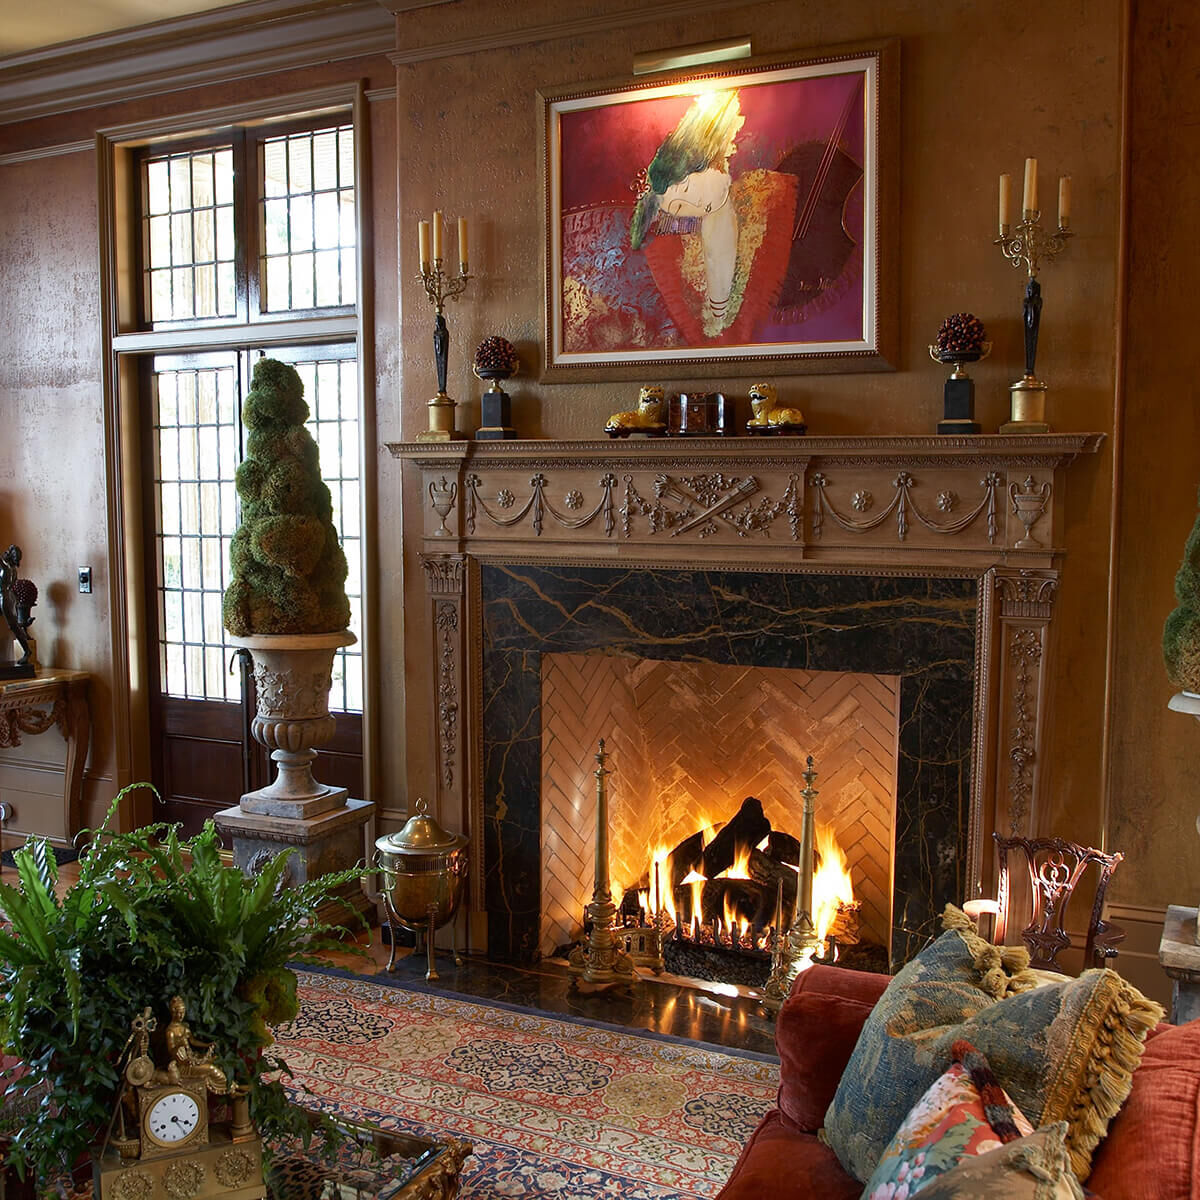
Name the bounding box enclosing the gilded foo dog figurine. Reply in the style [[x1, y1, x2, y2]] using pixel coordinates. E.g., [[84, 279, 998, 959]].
[[745, 382, 807, 435], [605, 385, 668, 437]]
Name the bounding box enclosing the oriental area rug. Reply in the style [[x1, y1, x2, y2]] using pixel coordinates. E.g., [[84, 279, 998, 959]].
[[276, 971, 779, 1199]]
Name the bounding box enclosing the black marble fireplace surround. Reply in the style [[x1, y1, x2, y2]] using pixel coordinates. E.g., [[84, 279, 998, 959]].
[[480, 562, 979, 968]]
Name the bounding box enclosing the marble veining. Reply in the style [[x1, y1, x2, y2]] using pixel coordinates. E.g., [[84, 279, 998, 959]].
[[481, 563, 979, 966]]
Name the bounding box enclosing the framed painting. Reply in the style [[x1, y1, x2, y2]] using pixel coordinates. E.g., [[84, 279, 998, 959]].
[[538, 40, 898, 382]]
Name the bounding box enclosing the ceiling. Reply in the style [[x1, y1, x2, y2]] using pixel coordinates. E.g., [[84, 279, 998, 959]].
[[0, 0, 243, 56]]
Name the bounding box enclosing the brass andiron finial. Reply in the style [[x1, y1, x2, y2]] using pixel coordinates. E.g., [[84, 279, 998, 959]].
[[763, 755, 821, 1013], [416, 211, 471, 442], [568, 739, 635, 991], [994, 160, 1073, 433]]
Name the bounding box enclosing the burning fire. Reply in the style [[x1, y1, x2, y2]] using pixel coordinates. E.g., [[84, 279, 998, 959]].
[[813, 822, 854, 957], [624, 812, 856, 960]]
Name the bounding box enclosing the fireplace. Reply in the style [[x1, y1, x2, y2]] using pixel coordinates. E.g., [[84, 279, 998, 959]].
[[540, 653, 898, 964], [482, 561, 974, 964], [389, 433, 1103, 971]]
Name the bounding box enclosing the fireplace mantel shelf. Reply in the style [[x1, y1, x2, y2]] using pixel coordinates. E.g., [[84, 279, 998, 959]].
[[388, 432, 1104, 571], [387, 432, 1103, 468]]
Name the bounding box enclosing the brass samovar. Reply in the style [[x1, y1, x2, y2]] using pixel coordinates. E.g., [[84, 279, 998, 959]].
[[374, 797, 468, 979]]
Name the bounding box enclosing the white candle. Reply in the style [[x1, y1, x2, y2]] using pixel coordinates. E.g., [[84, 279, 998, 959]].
[[999, 173, 1011, 232], [458, 216, 468, 268], [1023, 157, 1038, 214], [418, 220, 430, 269], [432, 210, 444, 260], [1058, 175, 1071, 227]]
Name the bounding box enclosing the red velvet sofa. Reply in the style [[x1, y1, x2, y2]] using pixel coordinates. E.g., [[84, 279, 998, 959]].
[[717, 964, 1200, 1200]]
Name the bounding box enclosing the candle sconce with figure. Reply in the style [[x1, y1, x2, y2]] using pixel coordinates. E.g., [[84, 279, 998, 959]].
[[416, 211, 471, 442], [994, 158, 1073, 433]]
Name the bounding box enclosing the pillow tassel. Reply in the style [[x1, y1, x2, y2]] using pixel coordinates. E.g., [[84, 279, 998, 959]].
[[1058, 984, 1164, 1180], [941, 904, 1040, 998]]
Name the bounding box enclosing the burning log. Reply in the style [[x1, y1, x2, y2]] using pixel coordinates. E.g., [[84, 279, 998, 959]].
[[748, 847, 798, 912], [700, 797, 770, 879], [826, 899, 862, 947], [698, 877, 765, 927], [767, 829, 802, 867], [667, 829, 707, 891]]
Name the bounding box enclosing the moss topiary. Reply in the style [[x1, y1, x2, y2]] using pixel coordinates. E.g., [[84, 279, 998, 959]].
[[1164, 484, 1200, 693], [222, 358, 350, 636]]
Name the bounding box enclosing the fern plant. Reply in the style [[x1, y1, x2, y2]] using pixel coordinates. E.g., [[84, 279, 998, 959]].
[[0, 783, 363, 1190]]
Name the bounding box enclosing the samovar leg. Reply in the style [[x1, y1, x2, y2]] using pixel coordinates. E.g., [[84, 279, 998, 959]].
[[452, 915, 463, 967], [425, 903, 440, 981], [382, 891, 400, 973]]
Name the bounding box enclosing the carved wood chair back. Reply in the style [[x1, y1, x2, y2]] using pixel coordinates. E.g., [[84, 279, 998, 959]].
[[993, 833, 1126, 972]]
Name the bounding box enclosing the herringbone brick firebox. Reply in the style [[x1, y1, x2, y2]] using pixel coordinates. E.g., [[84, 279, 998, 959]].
[[540, 653, 897, 959]]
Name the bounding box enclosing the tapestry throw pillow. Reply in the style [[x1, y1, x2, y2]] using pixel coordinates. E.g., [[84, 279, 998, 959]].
[[861, 1038, 1034, 1200], [911, 1122, 1085, 1200], [823, 905, 1163, 1183]]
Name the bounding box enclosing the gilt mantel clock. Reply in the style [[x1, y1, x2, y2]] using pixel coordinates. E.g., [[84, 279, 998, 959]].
[[92, 998, 267, 1200]]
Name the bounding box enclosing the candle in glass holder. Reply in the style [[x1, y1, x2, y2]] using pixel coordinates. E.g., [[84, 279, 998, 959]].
[[418, 220, 430, 269], [1022, 157, 1038, 213], [998, 172, 1011, 233], [432, 209, 443, 260], [458, 216, 468, 268]]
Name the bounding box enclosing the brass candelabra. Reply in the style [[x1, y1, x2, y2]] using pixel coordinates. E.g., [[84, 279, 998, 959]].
[[762, 755, 821, 1013], [993, 159, 1073, 433], [416, 210, 471, 442], [568, 739, 635, 991]]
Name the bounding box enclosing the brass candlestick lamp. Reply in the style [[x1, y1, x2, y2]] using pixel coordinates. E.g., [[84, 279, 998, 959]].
[[416, 211, 471, 442], [762, 755, 821, 1013], [994, 158, 1073, 433]]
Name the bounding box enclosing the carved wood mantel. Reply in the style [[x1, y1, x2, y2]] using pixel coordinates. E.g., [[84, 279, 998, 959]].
[[387, 434, 1104, 925]]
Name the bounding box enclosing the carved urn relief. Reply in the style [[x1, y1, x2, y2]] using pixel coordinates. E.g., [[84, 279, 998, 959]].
[[231, 631, 356, 817]]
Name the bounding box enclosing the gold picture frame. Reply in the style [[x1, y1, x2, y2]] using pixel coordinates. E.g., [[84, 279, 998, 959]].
[[538, 39, 900, 383]]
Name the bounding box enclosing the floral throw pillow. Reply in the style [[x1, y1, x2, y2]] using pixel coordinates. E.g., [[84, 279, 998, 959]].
[[912, 1123, 1084, 1200], [861, 1039, 1033, 1200]]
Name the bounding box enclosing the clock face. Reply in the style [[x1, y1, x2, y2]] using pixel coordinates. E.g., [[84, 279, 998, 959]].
[[144, 1090, 201, 1145]]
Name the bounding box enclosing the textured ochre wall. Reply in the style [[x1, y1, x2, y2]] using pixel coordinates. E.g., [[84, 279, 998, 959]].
[[389, 0, 1125, 865], [1107, 3, 1200, 912]]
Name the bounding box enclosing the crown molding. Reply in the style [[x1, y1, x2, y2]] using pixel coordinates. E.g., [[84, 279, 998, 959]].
[[0, 0, 394, 127], [387, 0, 754, 66]]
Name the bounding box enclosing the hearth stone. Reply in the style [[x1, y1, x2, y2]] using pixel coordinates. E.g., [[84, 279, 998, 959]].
[[480, 563, 977, 968]]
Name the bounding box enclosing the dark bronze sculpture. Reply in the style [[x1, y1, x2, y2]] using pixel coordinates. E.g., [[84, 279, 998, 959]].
[[1023, 277, 1043, 378], [0, 544, 35, 676]]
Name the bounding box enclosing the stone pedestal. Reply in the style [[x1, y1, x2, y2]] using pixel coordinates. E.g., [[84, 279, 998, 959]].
[[1158, 904, 1200, 1024], [214, 797, 375, 926]]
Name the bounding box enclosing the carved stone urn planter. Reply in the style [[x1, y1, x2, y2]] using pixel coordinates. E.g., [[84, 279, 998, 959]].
[[214, 629, 373, 925], [233, 629, 355, 818]]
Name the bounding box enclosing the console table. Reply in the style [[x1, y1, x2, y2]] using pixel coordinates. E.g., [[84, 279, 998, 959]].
[[0, 669, 90, 842]]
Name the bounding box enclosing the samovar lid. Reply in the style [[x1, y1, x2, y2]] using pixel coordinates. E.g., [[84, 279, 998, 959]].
[[377, 796, 467, 853]]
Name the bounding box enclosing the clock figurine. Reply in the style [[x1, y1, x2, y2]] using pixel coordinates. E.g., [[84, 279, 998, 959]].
[[93, 997, 267, 1200]]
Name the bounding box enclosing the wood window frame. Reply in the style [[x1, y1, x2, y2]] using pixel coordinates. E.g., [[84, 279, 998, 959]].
[[96, 82, 377, 831]]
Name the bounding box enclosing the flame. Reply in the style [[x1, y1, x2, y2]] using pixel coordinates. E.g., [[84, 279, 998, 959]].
[[717, 841, 753, 880], [812, 823, 854, 954]]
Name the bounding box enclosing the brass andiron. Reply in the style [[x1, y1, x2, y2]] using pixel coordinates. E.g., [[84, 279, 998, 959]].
[[568, 739, 635, 991], [763, 755, 821, 1013], [994, 159, 1073, 433], [416, 211, 471, 442]]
